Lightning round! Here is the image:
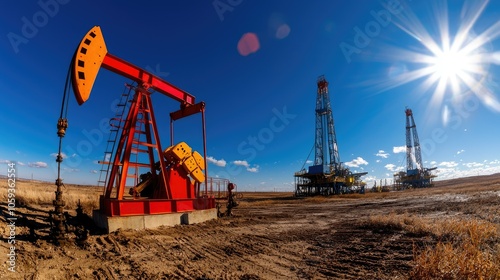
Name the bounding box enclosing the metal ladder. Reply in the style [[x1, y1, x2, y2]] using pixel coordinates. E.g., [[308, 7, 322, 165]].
[[127, 110, 148, 187], [97, 84, 134, 190]]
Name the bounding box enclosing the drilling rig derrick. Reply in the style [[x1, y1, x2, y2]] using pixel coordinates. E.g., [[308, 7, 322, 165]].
[[393, 108, 437, 190], [294, 76, 366, 196]]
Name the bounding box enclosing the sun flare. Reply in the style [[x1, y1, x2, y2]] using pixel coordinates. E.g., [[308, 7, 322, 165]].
[[372, 0, 500, 117], [432, 49, 468, 79]]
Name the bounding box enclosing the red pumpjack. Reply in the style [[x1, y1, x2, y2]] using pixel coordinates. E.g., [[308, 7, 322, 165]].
[[71, 26, 215, 217]]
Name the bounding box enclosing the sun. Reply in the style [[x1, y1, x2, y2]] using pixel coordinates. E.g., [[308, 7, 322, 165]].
[[431, 49, 468, 80], [371, 0, 500, 115]]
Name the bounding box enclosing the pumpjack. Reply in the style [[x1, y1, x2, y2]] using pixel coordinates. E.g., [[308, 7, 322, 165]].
[[52, 26, 215, 239]]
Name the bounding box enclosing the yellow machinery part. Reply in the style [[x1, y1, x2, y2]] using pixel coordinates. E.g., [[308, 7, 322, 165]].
[[190, 167, 205, 183], [169, 142, 192, 161], [184, 151, 207, 183], [192, 151, 205, 170], [182, 155, 198, 173], [72, 26, 108, 105], [163, 142, 206, 183]]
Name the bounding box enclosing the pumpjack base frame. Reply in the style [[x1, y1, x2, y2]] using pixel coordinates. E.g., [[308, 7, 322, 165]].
[[93, 208, 217, 233], [93, 196, 216, 233], [98, 196, 216, 216]]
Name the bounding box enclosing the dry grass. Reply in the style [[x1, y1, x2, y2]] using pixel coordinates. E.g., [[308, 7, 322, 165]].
[[366, 213, 500, 279], [0, 180, 101, 214], [411, 241, 500, 279]]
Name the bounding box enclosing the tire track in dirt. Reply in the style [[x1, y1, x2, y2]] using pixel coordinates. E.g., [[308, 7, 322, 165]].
[[175, 231, 292, 279], [294, 224, 417, 279]]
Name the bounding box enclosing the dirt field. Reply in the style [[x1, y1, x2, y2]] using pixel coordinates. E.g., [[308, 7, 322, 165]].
[[1, 174, 500, 279]]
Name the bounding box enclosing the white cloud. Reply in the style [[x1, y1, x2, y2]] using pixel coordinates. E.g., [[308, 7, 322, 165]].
[[207, 156, 227, 167], [375, 150, 389, 158], [430, 161, 437, 166], [364, 175, 377, 182], [247, 166, 259, 173], [384, 163, 404, 172], [344, 157, 368, 168], [0, 160, 11, 164], [393, 146, 406, 153], [17, 162, 25, 166], [233, 160, 258, 172], [306, 160, 313, 164], [464, 162, 483, 168], [90, 170, 98, 174], [376, 159, 381, 163], [233, 160, 249, 167], [456, 149, 465, 155], [436, 165, 500, 180], [439, 161, 458, 168], [28, 162, 48, 168], [490, 160, 500, 165]]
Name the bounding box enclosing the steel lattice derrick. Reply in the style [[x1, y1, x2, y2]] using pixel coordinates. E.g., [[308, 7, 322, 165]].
[[405, 108, 423, 172], [314, 76, 340, 170]]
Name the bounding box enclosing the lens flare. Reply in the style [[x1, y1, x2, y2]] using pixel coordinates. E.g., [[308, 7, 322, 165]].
[[371, 0, 500, 118]]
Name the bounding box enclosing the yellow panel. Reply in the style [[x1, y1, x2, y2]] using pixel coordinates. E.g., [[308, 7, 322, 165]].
[[182, 156, 197, 173], [192, 151, 205, 170], [190, 167, 205, 183], [171, 142, 192, 161], [72, 26, 108, 105]]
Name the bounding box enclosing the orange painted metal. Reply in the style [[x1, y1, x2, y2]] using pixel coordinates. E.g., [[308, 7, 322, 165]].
[[72, 26, 213, 217], [72, 26, 195, 106], [102, 53, 195, 105]]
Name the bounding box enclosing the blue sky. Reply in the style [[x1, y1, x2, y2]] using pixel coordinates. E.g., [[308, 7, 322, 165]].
[[1, 0, 500, 191]]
